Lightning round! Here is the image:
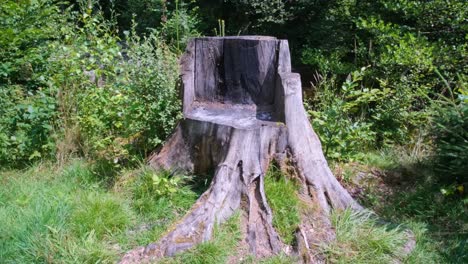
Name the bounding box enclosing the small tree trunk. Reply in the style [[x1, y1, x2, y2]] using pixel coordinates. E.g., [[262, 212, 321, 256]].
[[121, 37, 361, 263]]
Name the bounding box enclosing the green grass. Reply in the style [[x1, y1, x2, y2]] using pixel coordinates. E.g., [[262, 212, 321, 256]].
[[0, 162, 115, 263], [264, 165, 301, 245], [240, 254, 298, 264], [1, 148, 465, 263], [322, 209, 409, 263], [0, 160, 199, 263], [70, 191, 133, 239], [351, 148, 467, 263]]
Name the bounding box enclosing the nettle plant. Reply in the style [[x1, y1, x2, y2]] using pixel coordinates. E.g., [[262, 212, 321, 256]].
[[131, 168, 193, 216], [151, 172, 186, 198], [307, 68, 377, 161]]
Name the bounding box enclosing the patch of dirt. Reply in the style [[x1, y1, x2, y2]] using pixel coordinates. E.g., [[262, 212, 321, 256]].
[[332, 162, 400, 202], [226, 210, 251, 264]]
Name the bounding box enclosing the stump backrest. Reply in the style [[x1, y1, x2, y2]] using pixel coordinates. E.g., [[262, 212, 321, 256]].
[[182, 36, 292, 123], [195, 36, 278, 106]]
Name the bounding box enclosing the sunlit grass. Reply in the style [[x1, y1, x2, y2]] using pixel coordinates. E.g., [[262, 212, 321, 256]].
[[240, 253, 297, 264], [322, 209, 408, 263], [264, 165, 301, 245], [1, 149, 465, 263], [342, 148, 466, 263], [0, 160, 200, 263]]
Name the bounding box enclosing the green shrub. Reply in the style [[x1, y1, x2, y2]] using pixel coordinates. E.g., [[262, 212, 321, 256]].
[[0, 0, 65, 87], [41, 1, 181, 165], [298, 0, 466, 153], [0, 0, 182, 166], [307, 69, 377, 161], [161, 7, 201, 52], [431, 80, 468, 186], [116, 29, 181, 156], [0, 86, 57, 165], [0, 0, 65, 166]]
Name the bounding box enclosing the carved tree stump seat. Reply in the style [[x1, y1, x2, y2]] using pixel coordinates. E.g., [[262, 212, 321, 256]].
[[121, 36, 362, 264]]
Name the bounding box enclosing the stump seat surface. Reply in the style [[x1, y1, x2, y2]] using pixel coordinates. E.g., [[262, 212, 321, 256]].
[[186, 101, 280, 129]]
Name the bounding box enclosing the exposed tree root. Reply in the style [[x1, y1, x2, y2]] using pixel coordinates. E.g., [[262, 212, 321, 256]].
[[120, 119, 360, 263]]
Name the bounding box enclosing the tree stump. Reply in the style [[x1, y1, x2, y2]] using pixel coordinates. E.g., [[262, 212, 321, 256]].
[[121, 36, 362, 263]]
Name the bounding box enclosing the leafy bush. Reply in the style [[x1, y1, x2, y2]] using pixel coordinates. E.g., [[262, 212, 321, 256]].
[[132, 168, 196, 216], [298, 0, 467, 154], [0, 0, 65, 165], [307, 69, 377, 161], [431, 80, 468, 186], [0, 0, 182, 166], [42, 2, 181, 165], [0, 0, 65, 87], [160, 7, 201, 52], [0, 86, 57, 164], [117, 30, 181, 156]]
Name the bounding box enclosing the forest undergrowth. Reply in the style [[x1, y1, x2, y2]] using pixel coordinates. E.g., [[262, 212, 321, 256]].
[[1, 148, 466, 263]]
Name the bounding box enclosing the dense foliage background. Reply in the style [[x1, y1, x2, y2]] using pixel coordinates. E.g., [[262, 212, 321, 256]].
[[2, 0, 466, 184], [1, 0, 467, 263]]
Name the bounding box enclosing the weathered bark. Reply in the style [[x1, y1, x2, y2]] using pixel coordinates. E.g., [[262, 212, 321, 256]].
[[121, 37, 362, 263]]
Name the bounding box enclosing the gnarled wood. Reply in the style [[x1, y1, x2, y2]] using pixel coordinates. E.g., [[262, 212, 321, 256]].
[[121, 36, 362, 264]]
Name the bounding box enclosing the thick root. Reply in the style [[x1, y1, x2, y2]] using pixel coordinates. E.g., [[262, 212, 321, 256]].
[[120, 116, 362, 263], [120, 155, 349, 263], [120, 176, 286, 263]]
